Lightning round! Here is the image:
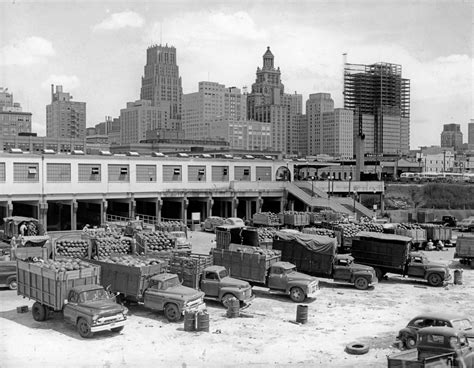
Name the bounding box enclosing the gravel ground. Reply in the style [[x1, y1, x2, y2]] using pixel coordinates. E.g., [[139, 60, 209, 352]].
[[0, 230, 472, 368]]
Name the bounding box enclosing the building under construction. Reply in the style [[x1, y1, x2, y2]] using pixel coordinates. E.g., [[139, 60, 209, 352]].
[[343, 61, 410, 156]]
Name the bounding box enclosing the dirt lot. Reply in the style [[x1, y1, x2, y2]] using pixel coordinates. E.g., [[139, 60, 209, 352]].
[[0, 230, 472, 368]]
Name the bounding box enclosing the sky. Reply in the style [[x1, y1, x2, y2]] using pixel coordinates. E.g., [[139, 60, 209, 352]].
[[0, 0, 472, 150]]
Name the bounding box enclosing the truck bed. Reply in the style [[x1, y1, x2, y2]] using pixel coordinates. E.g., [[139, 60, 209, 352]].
[[272, 232, 337, 277], [211, 248, 280, 283], [88, 256, 167, 301], [168, 253, 212, 289], [455, 236, 474, 259], [16, 259, 100, 310]]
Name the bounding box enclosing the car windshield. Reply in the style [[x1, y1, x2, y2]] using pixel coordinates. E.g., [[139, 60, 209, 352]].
[[452, 319, 473, 331], [171, 232, 185, 238], [78, 289, 108, 302], [218, 269, 228, 278], [283, 267, 297, 274]]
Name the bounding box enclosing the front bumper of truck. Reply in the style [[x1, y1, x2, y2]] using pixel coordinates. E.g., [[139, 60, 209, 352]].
[[182, 299, 206, 315], [90, 314, 126, 332], [306, 280, 320, 298]]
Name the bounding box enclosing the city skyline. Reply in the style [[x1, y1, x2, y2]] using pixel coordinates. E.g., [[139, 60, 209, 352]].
[[0, 0, 472, 150]]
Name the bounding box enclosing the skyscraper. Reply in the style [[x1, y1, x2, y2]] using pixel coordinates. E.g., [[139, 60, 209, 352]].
[[0, 87, 32, 136], [343, 61, 410, 155], [468, 120, 474, 147], [140, 44, 183, 123], [247, 47, 299, 154], [441, 123, 463, 151], [46, 85, 86, 138], [306, 93, 334, 155]]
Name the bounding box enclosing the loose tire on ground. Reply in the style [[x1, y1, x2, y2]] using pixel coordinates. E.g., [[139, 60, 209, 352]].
[[345, 342, 370, 355], [164, 303, 181, 322], [77, 318, 93, 338], [32, 302, 46, 322], [354, 277, 369, 290], [289, 287, 305, 303]]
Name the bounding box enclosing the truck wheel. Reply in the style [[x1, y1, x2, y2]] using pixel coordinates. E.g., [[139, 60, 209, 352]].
[[289, 287, 305, 303], [111, 326, 124, 333], [354, 277, 369, 290], [427, 273, 443, 287], [32, 302, 46, 321], [345, 341, 369, 355], [221, 294, 236, 308], [8, 279, 17, 290], [77, 318, 93, 338], [164, 304, 180, 322]]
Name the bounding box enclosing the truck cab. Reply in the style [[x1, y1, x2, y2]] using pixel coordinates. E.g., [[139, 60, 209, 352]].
[[332, 254, 377, 290], [406, 252, 451, 286], [199, 265, 254, 307], [388, 327, 474, 368], [168, 231, 191, 250], [267, 262, 319, 303], [61, 284, 128, 338], [143, 273, 205, 322]]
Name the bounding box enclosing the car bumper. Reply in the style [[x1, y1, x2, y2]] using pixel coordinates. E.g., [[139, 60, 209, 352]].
[[240, 293, 255, 306], [90, 319, 126, 333]]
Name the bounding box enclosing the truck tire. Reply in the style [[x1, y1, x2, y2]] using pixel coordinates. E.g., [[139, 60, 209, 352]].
[[345, 342, 369, 355], [77, 318, 93, 338], [164, 304, 180, 322], [427, 273, 443, 287], [111, 326, 124, 333], [354, 277, 369, 290], [32, 302, 46, 321], [289, 287, 305, 303], [221, 294, 236, 308]]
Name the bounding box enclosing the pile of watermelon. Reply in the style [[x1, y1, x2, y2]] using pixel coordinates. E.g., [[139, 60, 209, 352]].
[[55, 239, 90, 258], [97, 255, 165, 267], [33, 257, 94, 272], [137, 231, 175, 253], [95, 237, 132, 257]]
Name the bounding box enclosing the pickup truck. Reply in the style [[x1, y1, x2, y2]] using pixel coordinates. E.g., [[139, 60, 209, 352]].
[[169, 253, 254, 307], [273, 231, 377, 290], [351, 232, 451, 286], [90, 255, 206, 322], [454, 235, 474, 268], [211, 247, 319, 303], [16, 258, 128, 338], [387, 327, 474, 367]]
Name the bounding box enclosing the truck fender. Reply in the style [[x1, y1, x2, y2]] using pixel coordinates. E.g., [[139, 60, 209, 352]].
[[350, 271, 373, 283], [285, 281, 308, 295], [424, 270, 446, 280], [218, 287, 239, 301]]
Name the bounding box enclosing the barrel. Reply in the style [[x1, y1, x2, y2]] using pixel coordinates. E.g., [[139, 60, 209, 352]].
[[183, 310, 196, 332], [226, 298, 240, 318], [296, 305, 308, 324], [454, 269, 463, 285], [196, 310, 210, 332]]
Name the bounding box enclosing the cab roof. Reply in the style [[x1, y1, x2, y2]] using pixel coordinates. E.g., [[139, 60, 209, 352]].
[[272, 261, 296, 269]]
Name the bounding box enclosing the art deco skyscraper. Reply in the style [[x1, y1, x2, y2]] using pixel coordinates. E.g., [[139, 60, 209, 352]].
[[140, 44, 183, 122]]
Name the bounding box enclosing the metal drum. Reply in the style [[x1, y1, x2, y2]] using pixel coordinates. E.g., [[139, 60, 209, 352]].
[[454, 269, 463, 285], [226, 298, 240, 318], [296, 304, 308, 324], [184, 310, 196, 332], [196, 310, 210, 332]]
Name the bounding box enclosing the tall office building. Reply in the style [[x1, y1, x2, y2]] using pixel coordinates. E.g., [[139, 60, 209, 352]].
[[306, 93, 353, 158], [0, 87, 32, 136], [343, 61, 410, 155], [467, 120, 474, 147], [46, 85, 86, 139], [119, 100, 170, 144], [285, 92, 303, 154], [441, 123, 463, 152], [140, 44, 183, 123], [182, 82, 246, 140], [247, 47, 300, 154]]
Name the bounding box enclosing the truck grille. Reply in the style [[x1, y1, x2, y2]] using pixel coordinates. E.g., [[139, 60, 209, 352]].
[[97, 314, 125, 325], [186, 297, 203, 309]]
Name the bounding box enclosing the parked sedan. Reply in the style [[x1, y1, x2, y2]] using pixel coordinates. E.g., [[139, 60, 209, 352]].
[[458, 217, 474, 232], [397, 313, 473, 349], [224, 217, 245, 227]]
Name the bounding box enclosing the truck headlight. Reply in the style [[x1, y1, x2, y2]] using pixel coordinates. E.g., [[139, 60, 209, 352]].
[[92, 315, 99, 325]]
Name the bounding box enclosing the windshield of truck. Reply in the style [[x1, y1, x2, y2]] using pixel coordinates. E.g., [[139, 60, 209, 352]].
[[78, 289, 108, 303], [283, 267, 297, 274], [218, 269, 228, 278], [161, 276, 180, 289], [452, 319, 473, 331]]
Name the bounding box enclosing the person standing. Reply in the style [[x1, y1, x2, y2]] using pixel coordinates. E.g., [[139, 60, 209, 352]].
[[19, 223, 27, 236]]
